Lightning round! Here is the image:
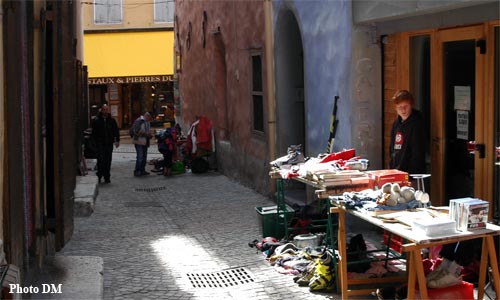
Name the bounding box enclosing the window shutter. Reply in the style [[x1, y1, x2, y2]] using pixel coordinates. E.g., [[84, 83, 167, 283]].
[[94, 0, 122, 24], [155, 0, 174, 23]]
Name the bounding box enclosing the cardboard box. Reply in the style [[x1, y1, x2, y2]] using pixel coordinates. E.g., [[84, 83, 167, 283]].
[[366, 169, 409, 188]]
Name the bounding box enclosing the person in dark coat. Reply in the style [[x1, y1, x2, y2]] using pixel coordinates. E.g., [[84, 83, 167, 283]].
[[389, 90, 426, 174], [91, 104, 120, 183]]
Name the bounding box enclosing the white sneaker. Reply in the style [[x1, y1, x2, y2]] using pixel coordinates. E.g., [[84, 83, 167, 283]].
[[426, 259, 463, 288], [270, 145, 305, 167]]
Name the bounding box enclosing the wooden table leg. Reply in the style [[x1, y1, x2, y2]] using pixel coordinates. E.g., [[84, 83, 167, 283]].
[[337, 208, 348, 299], [413, 248, 428, 299], [477, 236, 500, 300], [405, 245, 427, 300], [407, 250, 416, 300], [486, 236, 500, 299], [326, 200, 336, 250], [477, 236, 489, 300]]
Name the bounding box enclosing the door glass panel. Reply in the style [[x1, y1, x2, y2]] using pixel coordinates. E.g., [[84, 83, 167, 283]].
[[443, 40, 476, 202], [410, 35, 431, 190], [494, 27, 500, 221]]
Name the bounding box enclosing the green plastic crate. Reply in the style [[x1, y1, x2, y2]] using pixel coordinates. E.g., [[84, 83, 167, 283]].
[[255, 204, 295, 239]]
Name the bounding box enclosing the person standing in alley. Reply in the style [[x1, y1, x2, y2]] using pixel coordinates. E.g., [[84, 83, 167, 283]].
[[91, 104, 120, 183], [131, 112, 153, 177], [389, 89, 426, 174], [156, 122, 177, 176]]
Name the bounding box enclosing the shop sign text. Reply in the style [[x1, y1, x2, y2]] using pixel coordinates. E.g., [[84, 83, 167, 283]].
[[89, 75, 173, 85]]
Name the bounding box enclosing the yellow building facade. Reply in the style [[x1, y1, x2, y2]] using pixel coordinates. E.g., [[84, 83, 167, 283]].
[[83, 0, 175, 128]]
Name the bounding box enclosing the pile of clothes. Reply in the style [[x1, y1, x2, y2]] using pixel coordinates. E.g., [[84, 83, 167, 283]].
[[269, 147, 370, 181], [185, 116, 215, 173], [268, 243, 337, 292], [185, 116, 215, 158], [250, 233, 407, 293], [340, 188, 421, 212]]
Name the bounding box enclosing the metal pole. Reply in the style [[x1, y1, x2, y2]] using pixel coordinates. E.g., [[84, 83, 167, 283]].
[[264, 0, 277, 194]]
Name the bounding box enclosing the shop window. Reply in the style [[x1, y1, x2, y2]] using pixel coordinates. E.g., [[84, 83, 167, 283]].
[[89, 85, 107, 120], [154, 0, 174, 23], [252, 54, 264, 132], [94, 0, 122, 25]]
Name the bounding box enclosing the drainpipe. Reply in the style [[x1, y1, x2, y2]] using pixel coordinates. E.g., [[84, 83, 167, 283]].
[[0, 1, 4, 246], [380, 35, 387, 169], [264, 0, 277, 194]]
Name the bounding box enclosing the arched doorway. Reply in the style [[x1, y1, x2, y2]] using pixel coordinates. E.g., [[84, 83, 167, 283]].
[[275, 8, 305, 157], [274, 8, 308, 207]]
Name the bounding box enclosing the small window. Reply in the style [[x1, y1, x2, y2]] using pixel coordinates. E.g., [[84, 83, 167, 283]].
[[251, 54, 264, 132], [94, 0, 122, 25], [154, 0, 174, 23]]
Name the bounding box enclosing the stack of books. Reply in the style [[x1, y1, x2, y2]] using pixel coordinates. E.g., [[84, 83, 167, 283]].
[[449, 197, 489, 231], [313, 170, 370, 187]]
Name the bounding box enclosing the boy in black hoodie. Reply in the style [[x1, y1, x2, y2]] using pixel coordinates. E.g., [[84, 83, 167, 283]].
[[389, 90, 426, 174]]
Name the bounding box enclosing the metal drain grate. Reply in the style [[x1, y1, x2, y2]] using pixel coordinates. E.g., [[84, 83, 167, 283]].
[[134, 186, 166, 192], [124, 201, 162, 207], [186, 267, 254, 288]]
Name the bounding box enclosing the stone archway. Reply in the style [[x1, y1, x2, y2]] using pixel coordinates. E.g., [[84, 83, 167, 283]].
[[274, 8, 305, 157]]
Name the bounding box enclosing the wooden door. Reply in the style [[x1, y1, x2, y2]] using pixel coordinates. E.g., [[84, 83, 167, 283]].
[[431, 25, 491, 205]]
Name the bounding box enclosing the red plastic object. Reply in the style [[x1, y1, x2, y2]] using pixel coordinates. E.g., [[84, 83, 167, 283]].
[[383, 230, 404, 253], [414, 281, 474, 299], [366, 169, 409, 188], [319, 148, 356, 163]]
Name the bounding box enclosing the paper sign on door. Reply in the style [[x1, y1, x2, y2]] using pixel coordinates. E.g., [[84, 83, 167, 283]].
[[454, 86, 471, 111], [456, 110, 469, 140]]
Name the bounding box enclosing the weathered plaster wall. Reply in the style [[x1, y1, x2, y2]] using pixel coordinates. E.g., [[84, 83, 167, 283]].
[[274, 0, 354, 157], [353, 0, 496, 24], [350, 25, 383, 168], [273, 0, 383, 167], [175, 1, 270, 194], [354, 1, 499, 35]]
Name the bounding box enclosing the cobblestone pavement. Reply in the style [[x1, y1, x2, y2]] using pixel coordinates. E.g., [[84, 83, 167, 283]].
[[60, 144, 352, 300]]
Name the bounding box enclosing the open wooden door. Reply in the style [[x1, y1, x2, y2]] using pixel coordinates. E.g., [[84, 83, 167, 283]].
[[431, 24, 493, 206]]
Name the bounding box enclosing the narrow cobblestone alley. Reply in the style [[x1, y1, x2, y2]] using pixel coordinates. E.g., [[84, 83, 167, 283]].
[[59, 143, 345, 300]]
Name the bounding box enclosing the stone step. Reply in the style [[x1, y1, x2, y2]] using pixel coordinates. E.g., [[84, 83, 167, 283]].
[[29, 256, 103, 300]]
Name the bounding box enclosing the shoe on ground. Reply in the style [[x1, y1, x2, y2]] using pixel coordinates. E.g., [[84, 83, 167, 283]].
[[97, 176, 102, 184], [375, 286, 396, 300], [104, 178, 110, 183], [134, 171, 142, 177], [270, 144, 305, 167], [296, 268, 316, 286], [308, 253, 335, 291], [318, 250, 333, 265], [295, 261, 317, 286], [141, 171, 150, 176], [308, 267, 335, 291], [427, 272, 462, 288], [426, 258, 463, 288]]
